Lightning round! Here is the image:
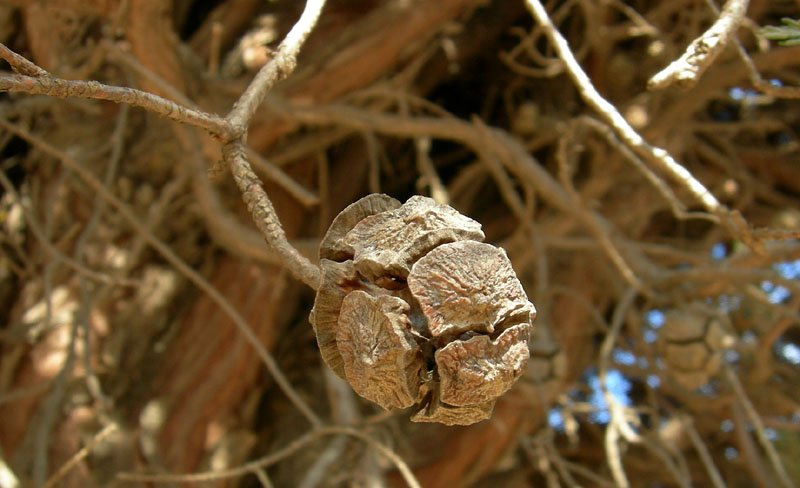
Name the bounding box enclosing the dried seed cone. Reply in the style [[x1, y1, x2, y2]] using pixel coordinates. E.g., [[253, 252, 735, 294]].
[[310, 194, 536, 425], [658, 307, 733, 390], [518, 324, 567, 400]]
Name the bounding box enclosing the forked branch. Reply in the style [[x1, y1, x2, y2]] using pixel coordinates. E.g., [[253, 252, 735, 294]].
[[0, 0, 328, 292], [648, 0, 750, 89], [522, 0, 747, 239]]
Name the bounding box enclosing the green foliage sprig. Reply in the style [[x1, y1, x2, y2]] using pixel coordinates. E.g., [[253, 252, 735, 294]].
[[760, 18, 800, 46]]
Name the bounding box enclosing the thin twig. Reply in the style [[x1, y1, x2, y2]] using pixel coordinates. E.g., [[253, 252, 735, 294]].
[[663, 0, 800, 100], [752, 228, 800, 241], [174, 126, 316, 267], [253, 468, 274, 488], [220, 0, 327, 289], [0, 51, 234, 139], [113, 30, 320, 280], [0, 42, 48, 77], [118, 426, 421, 488], [648, 0, 750, 89], [298, 370, 360, 488], [556, 127, 645, 292], [523, 0, 729, 223], [106, 41, 320, 208], [34, 319, 80, 487], [529, 433, 594, 488], [680, 413, 728, 488], [285, 101, 659, 281], [0, 170, 137, 287], [598, 289, 692, 488], [724, 365, 796, 488], [0, 119, 323, 429], [597, 288, 637, 488], [225, 142, 321, 289], [103, 40, 198, 108], [604, 418, 629, 488], [209, 21, 224, 77], [42, 424, 118, 488], [226, 0, 327, 131], [737, 47, 800, 99], [415, 137, 450, 205], [33, 171, 77, 488], [246, 148, 320, 208], [731, 401, 780, 488], [574, 116, 706, 221], [548, 451, 617, 487], [74, 104, 129, 410]]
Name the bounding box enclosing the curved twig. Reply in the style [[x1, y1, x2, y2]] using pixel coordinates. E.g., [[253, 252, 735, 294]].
[[118, 426, 421, 488], [725, 366, 797, 488], [522, 0, 729, 223], [648, 0, 750, 89], [42, 424, 118, 488], [0, 69, 234, 139], [225, 141, 321, 288], [225, 0, 327, 131], [219, 0, 327, 289], [0, 119, 323, 429]]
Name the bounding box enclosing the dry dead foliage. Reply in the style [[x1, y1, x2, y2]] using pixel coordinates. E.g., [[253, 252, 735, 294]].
[[1, 0, 800, 487]]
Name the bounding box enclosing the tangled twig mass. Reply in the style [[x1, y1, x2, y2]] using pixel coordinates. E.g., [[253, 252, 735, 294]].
[[2, 0, 800, 486]]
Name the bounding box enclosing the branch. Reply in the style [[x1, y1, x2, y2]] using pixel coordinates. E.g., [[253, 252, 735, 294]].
[[105, 41, 320, 208], [681, 414, 728, 488], [598, 288, 638, 488], [0, 42, 48, 77], [523, 0, 732, 224], [687, 0, 800, 100], [282, 102, 658, 281], [648, 0, 750, 90], [0, 0, 328, 292], [42, 424, 118, 488], [220, 0, 327, 289], [119, 426, 421, 488], [0, 68, 235, 139], [0, 118, 323, 429], [725, 366, 797, 488], [225, 142, 321, 289], [226, 0, 327, 131]]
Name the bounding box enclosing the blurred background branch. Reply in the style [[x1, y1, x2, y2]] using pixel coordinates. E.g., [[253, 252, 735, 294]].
[[1, 0, 800, 486]]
